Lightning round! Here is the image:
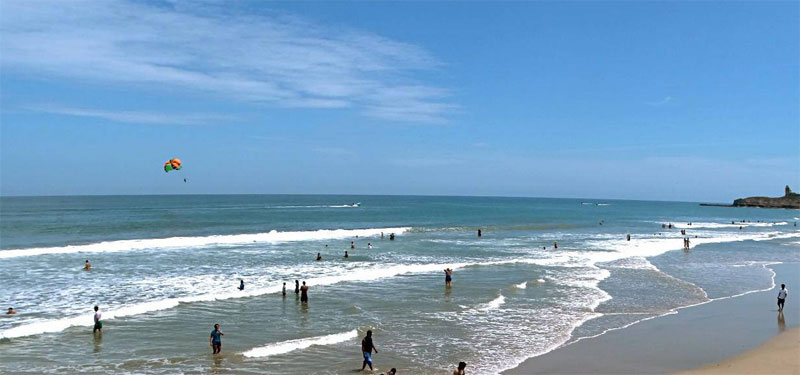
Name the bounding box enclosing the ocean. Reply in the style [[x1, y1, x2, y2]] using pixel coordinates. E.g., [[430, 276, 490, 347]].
[[1, 195, 798, 374]]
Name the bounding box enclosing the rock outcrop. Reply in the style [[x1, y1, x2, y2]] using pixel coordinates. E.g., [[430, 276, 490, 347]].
[[731, 185, 800, 209]]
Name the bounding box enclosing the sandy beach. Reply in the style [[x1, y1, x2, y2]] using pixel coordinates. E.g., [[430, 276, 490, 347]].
[[505, 262, 800, 374], [681, 326, 799, 374]]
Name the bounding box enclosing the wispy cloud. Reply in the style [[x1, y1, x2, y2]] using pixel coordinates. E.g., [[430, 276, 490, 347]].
[[0, 1, 455, 123], [25, 105, 234, 125], [646, 96, 672, 106]]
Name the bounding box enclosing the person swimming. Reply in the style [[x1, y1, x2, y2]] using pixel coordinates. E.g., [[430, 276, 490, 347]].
[[316, 252, 322, 261], [84, 260, 91, 270], [7, 307, 16, 315], [344, 250, 349, 258], [238, 279, 245, 291], [368, 243, 373, 249]]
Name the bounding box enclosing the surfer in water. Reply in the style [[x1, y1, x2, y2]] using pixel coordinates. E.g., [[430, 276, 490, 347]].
[[300, 281, 309, 303], [238, 279, 245, 291]]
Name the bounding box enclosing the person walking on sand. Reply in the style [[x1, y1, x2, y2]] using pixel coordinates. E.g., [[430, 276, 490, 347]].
[[300, 281, 309, 303], [778, 284, 788, 312], [209, 324, 224, 354], [453, 361, 467, 375], [295, 280, 300, 295], [93, 305, 102, 333], [361, 330, 378, 371], [84, 260, 91, 271], [444, 268, 453, 287]]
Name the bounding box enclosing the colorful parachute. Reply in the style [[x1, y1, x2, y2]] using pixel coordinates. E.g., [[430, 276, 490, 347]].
[[164, 158, 182, 172]]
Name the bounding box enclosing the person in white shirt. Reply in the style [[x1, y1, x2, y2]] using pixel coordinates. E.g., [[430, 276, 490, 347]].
[[777, 284, 788, 312], [93, 305, 102, 333]]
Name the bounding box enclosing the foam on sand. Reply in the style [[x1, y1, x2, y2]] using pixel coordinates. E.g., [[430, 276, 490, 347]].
[[242, 329, 358, 358], [0, 227, 410, 259]]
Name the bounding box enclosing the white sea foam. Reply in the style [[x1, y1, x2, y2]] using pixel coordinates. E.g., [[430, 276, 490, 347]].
[[672, 221, 787, 229], [478, 295, 505, 311], [514, 281, 528, 289], [0, 227, 409, 259], [242, 329, 358, 358], [0, 258, 537, 340]]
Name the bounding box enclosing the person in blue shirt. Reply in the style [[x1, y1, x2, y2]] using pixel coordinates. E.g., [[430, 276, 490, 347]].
[[209, 324, 224, 354]]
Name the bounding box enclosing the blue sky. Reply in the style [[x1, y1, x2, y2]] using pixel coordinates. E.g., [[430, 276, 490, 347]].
[[1, 1, 797, 201]]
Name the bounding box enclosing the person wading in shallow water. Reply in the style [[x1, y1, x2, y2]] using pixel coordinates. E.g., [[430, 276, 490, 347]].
[[209, 324, 224, 354], [453, 361, 467, 375], [361, 330, 378, 371], [300, 281, 309, 303]]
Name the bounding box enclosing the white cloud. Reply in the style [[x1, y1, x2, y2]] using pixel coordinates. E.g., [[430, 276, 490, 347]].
[[0, 1, 455, 123], [646, 96, 672, 106], [25, 105, 234, 125]]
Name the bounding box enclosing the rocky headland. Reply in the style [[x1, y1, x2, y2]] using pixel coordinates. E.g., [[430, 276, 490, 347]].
[[701, 186, 800, 209]]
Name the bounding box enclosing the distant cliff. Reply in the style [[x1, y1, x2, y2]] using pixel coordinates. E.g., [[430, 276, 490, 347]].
[[726, 185, 800, 209]]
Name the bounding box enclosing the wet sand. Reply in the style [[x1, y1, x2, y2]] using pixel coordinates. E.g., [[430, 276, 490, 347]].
[[681, 326, 799, 374], [504, 262, 800, 374]]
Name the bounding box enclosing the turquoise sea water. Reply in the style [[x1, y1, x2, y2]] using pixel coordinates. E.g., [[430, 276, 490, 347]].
[[1, 195, 798, 374]]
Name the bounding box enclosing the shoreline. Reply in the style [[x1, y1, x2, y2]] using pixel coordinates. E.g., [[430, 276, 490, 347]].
[[679, 326, 799, 374], [504, 262, 799, 374]]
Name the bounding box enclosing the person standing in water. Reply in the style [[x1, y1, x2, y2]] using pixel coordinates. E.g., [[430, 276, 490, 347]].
[[554, 241, 558, 249], [444, 268, 453, 287], [344, 251, 349, 258], [351, 241, 355, 249], [778, 284, 788, 312], [209, 324, 224, 354], [295, 280, 300, 295], [93, 305, 102, 333], [478, 229, 482, 237], [282, 282, 287, 297], [626, 234, 631, 241], [316, 253, 322, 261], [300, 281, 309, 303], [361, 330, 378, 371], [453, 361, 467, 375], [84, 260, 91, 271], [238, 279, 245, 291], [368, 242, 373, 249]]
